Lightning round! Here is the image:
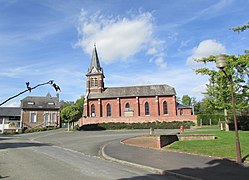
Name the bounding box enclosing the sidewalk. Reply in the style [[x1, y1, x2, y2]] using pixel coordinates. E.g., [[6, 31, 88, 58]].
[[102, 140, 249, 180]]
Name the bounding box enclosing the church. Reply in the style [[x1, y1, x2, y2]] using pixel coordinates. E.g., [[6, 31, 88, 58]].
[[77, 45, 196, 126]]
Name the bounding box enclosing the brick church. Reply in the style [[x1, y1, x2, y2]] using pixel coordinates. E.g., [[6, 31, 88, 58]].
[[77, 45, 196, 126]]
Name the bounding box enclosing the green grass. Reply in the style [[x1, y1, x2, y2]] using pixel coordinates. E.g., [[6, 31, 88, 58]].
[[166, 127, 249, 161]]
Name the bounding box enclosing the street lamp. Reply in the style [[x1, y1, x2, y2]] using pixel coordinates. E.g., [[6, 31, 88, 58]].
[[216, 54, 242, 163]]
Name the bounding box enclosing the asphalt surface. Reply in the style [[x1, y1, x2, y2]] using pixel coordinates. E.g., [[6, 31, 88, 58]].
[[102, 137, 249, 180], [1, 129, 248, 180], [0, 129, 181, 180]]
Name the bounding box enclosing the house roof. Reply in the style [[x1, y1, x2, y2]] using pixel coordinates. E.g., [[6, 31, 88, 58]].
[[0, 107, 21, 117], [88, 84, 176, 99], [21, 93, 59, 109], [177, 103, 192, 109]]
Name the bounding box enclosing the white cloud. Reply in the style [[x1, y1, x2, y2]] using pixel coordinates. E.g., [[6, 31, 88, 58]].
[[76, 10, 166, 68], [186, 39, 226, 65]]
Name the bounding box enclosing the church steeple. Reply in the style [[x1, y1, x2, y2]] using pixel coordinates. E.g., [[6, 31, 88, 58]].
[[87, 44, 104, 76], [86, 44, 105, 93]]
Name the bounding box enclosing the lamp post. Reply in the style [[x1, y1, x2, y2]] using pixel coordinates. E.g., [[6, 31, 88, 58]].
[[216, 54, 242, 163]]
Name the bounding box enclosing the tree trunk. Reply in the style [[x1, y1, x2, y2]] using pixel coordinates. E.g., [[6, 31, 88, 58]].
[[68, 122, 70, 132], [224, 109, 230, 131]]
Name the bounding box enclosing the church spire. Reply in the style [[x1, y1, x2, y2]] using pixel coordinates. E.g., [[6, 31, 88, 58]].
[[87, 44, 103, 75]]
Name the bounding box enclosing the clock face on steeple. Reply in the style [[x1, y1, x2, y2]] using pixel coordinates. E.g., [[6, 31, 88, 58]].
[[91, 67, 98, 73]]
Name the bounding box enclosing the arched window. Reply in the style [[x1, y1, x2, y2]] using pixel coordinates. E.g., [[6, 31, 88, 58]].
[[107, 104, 111, 117], [145, 102, 150, 115], [125, 103, 130, 109], [163, 101, 168, 115], [91, 104, 95, 116]]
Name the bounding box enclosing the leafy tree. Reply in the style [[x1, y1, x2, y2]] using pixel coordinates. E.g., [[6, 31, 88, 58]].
[[60, 96, 84, 131], [181, 95, 192, 106], [61, 105, 81, 131], [60, 100, 74, 110], [195, 54, 249, 130], [75, 96, 84, 116], [231, 22, 249, 33]]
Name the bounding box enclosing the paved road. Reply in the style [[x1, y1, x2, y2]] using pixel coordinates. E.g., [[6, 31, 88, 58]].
[[0, 129, 182, 180]]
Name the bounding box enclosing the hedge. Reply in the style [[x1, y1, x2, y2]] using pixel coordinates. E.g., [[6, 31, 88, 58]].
[[197, 114, 249, 130], [81, 121, 195, 131]]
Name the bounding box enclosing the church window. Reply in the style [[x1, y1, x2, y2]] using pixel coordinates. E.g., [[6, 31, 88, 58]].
[[107, 104, 111, 117], [125, 103, 130, 108], [145, 102, 150, 115], [91, 104, 95, 117], [94, 78, 98, 87], [163, 101, 168, 115], [90, 78, 98, 87]]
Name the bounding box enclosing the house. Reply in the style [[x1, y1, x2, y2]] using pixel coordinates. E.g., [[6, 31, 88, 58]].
[[21, 93, 60, 129], [0, 107, 21, 133], [77, 45, 196, 126]]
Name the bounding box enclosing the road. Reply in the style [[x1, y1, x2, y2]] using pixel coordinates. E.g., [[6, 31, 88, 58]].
[[0, 129, 181, 180]]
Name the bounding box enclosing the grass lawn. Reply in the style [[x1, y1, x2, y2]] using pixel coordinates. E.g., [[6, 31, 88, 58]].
[[165, 126, 249, 161]]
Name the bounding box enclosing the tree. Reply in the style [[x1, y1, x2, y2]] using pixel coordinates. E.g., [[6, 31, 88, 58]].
[[61, 105, 81, 131], [181, 95, 192, 106], [60, 96, 84, 131], [195, 54, 249, 130], [60, 100, 74, 110], [75, 96, 84, 116], [231, 22, 249, 33]]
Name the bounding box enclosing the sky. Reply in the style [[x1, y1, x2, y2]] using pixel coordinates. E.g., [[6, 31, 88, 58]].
[[0, 0, 249, 107]]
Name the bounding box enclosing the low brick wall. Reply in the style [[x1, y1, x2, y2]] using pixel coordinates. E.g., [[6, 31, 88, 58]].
[[77, 115, 197, 127], [177, 134, 217, 141], [123, 134, 217, 149]]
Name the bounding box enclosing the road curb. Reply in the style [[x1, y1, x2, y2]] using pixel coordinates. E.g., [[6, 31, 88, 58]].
[[101, 141, 200, 180]]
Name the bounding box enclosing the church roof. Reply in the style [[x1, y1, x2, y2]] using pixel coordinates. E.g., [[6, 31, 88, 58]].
[[88, 84, 176, 99], [86, 44, 104, 76]]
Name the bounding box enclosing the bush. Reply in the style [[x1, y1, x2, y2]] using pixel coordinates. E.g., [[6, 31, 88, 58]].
[[81, 121, 195, 130], [229, 116, 249, 131], [23, 127, 57, 133], [197, 114, 249, 130]]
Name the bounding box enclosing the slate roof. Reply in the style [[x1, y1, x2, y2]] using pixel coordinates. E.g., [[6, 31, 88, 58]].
[[177, 103, 192, 109], [86, 45, 104, 76], [0, 107, 21, 117], [88, 84, 176, 99], [21, 93, 59, 109]]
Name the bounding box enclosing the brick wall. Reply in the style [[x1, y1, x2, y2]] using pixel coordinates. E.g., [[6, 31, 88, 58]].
[[77, 115, 197, 126]]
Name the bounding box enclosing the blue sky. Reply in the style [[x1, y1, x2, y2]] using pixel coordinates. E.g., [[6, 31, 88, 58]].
[[0, 0, 248, 106]]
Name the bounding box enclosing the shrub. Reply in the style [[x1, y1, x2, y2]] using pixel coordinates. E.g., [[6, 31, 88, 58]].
[[197, 114, 249, 130], [23, 127, 58, 133], [81, 121, 195, 130]]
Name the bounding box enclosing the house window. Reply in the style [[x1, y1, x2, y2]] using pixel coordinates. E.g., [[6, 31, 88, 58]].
[[44, 113, 50, 125], [107, 104, 111, 117], [91, 104, 95, 117], [125, 103, 130, 109], [163, 101, 168, 115], [52, 113, 57, 123], [145, 102, 150, 115], [30, 112, 37, 123]]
